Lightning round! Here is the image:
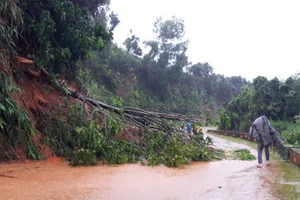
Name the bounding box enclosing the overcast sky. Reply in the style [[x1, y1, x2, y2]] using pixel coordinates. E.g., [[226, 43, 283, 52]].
[[110, 0, 300, 81]]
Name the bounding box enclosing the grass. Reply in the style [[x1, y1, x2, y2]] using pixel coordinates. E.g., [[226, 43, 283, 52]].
[[272, 156, 300, 200], [234, 149, 256, 160], [206, 132, 300, 200]]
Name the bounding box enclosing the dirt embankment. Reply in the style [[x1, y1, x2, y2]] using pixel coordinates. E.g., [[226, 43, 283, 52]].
[[8, 57, 78, 159]]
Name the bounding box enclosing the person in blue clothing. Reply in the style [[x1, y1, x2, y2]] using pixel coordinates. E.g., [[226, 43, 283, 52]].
[[186, 122, 192, 133]]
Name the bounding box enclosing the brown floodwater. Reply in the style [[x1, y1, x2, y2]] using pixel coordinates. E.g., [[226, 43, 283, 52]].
[[0, 129, 277, 200]]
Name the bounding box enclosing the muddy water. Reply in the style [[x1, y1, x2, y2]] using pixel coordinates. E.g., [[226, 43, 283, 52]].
[[0, 129, 277, 200]]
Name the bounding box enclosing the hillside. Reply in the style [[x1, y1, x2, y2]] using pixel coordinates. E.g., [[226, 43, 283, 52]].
[[0, 0, 251, 166], [1, 54, 216, 166]]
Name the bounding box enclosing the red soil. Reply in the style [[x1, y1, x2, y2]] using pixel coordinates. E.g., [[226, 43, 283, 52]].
[[7, 56, 136, 159], [9, 57, 74, 159]]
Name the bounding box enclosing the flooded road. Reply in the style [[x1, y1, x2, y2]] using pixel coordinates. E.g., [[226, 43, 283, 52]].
[[0, 128, 277, 200]]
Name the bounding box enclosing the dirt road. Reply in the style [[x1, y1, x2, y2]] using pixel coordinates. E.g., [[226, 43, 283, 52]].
[[0, 128, 277, 200]]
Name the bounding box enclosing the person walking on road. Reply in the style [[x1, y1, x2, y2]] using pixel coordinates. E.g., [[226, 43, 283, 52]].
[[249, 116, 284, 168]]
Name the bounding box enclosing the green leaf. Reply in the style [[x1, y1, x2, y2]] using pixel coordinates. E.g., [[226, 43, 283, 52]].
[[0, 103, 6, 111]]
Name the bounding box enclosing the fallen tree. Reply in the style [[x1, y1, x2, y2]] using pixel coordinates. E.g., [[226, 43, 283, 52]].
[[1, 56, 216, 167], [13, 56, 205, 134]]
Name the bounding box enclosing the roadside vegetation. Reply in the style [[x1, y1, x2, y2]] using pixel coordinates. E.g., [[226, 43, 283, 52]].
[[217, 75, 300, 147], [275, 160, 300, 200]]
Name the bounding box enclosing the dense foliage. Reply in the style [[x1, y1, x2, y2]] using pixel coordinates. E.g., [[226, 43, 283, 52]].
[[0, 0, 42, 161], [16, 0, 114, 75], [0, 68, 42, 160], [0, 0, 113, 161], [219, 75, 300, 146]]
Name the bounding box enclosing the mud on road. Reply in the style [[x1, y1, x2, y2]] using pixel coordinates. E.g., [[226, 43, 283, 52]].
[[0, 128, 278, 200]]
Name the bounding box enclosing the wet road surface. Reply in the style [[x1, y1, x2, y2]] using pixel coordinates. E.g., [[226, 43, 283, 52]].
[[0, 128, 277, 200]]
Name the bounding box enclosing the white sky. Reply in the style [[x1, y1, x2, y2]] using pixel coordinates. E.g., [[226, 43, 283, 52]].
[[110, 0, 300, 81]]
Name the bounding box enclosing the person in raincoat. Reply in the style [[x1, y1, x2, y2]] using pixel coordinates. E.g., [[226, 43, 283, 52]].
[[249, 116, 284, 168]]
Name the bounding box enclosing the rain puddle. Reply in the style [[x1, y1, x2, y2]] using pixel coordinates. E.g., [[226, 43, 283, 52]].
[[0, 128, 277, 200]]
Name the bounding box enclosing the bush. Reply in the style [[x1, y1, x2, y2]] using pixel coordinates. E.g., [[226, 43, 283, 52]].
[[139, 130, 215, 167], [164, 134, 189, 167], [282, 128, 300, 147], [0, 71, 41, 160], [270, 120, 291, 134], [102, 139, 139, 164], [70, 149, 98, 166], [140, 130, 166, 166], [275, 118, 300, 147], [234, 149, 256, 160]]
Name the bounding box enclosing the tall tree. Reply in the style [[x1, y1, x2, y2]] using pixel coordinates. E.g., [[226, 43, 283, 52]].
[[144, 16, 189, 69], [188, 62, 215, 95], [252, 76, 269, 116], [17, 0, 113, 75], [266, 77, 285, 120], [284, 77, 300, 119], [142, 16, 189, 95], [227, 85, 254, 130], [70, 0, 110, 16], [123, 30, 142, 56]]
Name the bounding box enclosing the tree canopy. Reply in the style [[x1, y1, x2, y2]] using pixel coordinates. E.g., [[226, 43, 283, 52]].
[[15, 0, 113, 75]]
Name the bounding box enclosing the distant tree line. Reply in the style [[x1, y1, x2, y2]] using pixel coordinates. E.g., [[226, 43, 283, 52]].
[[219, 75, 300, 132]]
